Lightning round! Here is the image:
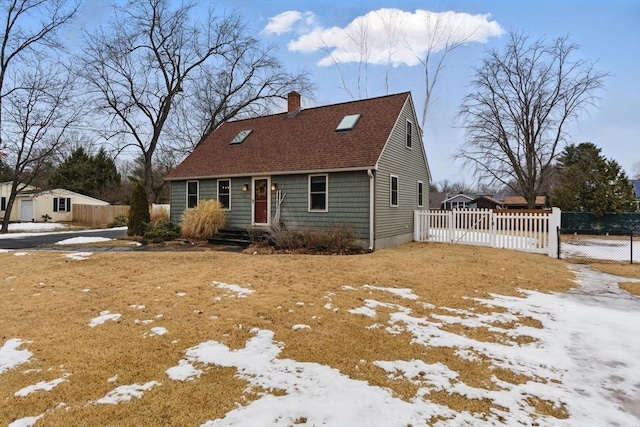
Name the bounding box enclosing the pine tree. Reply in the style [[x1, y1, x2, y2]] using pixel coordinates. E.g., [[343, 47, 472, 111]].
[[552, 143, 635, 215], [49, 147, 93, 194], [49, 147, 121, 201], [128, 182, 150, 236]]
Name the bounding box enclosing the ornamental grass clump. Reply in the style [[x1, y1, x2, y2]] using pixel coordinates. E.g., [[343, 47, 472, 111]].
[[149, 206, 170, 225], [180, 199, 227, 240]]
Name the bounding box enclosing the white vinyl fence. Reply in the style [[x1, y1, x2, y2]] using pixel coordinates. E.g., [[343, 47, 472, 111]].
[[414, 208, 561, 258]]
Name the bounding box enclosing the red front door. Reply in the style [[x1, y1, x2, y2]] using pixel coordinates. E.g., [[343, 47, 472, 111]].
[[254, 179, 268, 224]]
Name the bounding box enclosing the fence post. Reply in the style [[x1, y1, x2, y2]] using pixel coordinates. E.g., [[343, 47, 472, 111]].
[[414, 210, 420, 242], [631, 229, 634, 265], [548, 207, 561, 258]]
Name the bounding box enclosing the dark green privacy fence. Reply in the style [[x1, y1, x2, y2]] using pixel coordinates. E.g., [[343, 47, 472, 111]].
[[561, 212, 640, 235]]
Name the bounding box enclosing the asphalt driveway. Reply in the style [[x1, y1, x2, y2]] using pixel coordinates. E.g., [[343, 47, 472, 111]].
[[0, 227, 128, 250]]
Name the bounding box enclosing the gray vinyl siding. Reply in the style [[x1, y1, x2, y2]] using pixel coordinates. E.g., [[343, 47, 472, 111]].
[[226, 177, 252, 227], [271, 171, 370, 240], [170, 172, 369, 238], [170, 178, 252, 226], [170, 181, 186, 224], [374, 98, 430, 247]]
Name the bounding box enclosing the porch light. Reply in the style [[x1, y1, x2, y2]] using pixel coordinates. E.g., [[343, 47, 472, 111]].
[[242, 184, 249, 192], [271, 182, 278, 191]]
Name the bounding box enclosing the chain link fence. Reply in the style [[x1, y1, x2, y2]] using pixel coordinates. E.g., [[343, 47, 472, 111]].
[[559, 229, 638, 264]]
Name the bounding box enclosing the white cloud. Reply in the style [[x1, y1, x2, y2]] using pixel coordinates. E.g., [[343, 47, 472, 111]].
[[282, 8, 504, 67], [263, 11, 317, 36]]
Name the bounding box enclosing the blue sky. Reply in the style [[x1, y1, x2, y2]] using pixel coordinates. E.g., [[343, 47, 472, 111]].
[[230, 0, 640, 185], [78, 0, 640, 186]]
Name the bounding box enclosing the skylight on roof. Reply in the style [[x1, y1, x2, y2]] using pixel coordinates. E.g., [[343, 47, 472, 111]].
[[335, 114, 361, 132], [230, 129, 252, 145]]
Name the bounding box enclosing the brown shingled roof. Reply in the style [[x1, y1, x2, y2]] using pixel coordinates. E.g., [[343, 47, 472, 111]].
[[503, 196, 547, 206], [166, 92, 410, 180]]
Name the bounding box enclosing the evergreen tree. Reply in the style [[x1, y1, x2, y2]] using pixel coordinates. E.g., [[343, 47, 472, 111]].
[[49, 147, 121, 201], [0, 157, 13, 182], [551, 143, 635, 215], [49, 147, 92, 194], [128, 182, 150, 236], [91, 147, 122, 202]]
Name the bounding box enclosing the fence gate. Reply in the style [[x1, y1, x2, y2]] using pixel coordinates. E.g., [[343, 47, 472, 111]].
[[414, 208, 561, 258]]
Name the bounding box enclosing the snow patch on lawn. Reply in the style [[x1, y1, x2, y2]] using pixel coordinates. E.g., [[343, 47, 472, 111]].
[[149, 327, 168, 336], [8, 414, 44, 427], [95, 381, 160, 404], [213, 281, 254, 298], [166, 359, 203, 381], [89, 311, 121, 328], [363, 284, 419, 300], [65, 252, 93, 260], [14, 375, 69, 397], [0, 339, 33, 374]]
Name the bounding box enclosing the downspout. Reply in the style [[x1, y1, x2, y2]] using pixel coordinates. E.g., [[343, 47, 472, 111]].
[[368, 169, 375, 251]]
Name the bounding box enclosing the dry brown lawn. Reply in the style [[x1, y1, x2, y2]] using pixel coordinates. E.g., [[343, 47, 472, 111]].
[[1, 242, 579, 425]]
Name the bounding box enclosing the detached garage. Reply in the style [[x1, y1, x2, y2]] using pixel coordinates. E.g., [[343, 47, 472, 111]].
[[0, 183, 109, 223]]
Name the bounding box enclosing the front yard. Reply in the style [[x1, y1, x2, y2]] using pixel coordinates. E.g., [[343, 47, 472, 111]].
[[1, 243, 638, 426]]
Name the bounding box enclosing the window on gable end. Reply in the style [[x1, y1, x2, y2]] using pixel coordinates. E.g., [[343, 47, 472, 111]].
[[417, 181, 423, 207], [390, 175, 398, 207], [406, 120, 412, 148]]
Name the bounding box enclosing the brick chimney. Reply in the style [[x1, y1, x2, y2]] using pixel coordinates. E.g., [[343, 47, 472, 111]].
[[287, 91, 301, 116]]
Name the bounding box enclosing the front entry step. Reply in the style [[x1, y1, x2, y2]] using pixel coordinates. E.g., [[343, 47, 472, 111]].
[[207, 228, 251, 247]]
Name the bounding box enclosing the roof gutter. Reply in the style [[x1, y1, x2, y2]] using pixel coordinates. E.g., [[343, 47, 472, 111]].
[[368, 169, 374, 251], [165, 166, 378, 182]]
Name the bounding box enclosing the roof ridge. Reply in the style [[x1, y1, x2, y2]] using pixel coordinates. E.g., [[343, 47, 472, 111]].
[[227, 92, 410, 124]]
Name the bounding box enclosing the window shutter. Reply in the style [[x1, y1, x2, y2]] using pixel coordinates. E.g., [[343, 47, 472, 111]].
[[1, 197, 5, 211], [67, 198, 71, 212], [53, 198, 58, 212]]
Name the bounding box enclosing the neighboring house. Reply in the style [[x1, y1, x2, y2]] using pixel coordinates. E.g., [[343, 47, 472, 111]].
[[0, 182, 109, 222], [441, 193, 475, 210], [429, 192, 446, 210], [471, 195, 503, 210], [502, 195, 548, 210], [166, 91, 431, 250]]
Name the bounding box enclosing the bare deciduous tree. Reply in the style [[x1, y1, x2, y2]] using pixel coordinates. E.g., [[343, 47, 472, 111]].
[[1, 61, 81, 232], [0, 0, 79, 233], [456, 32, 608, 208], [79, 0, 312, 202], [411, 13, 475, 129], [168, 36, 312, 156], [632, 161, 640, 180], [377, 9, 401, 94]]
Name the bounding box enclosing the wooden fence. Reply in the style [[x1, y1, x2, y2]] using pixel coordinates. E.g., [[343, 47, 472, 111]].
[[73, 204, 129, 227], [414, 208, 561, 258]]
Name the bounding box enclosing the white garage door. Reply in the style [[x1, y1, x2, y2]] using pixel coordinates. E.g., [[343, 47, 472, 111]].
[[20, 199, 33, 222]]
